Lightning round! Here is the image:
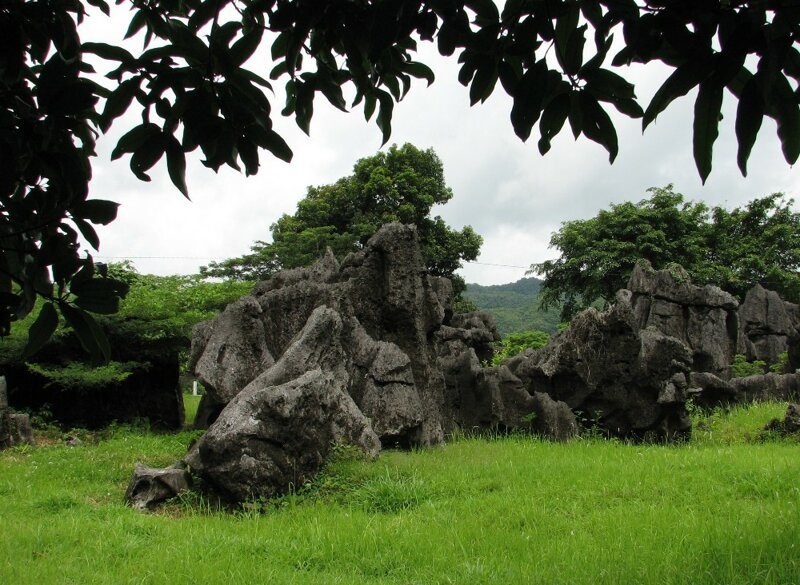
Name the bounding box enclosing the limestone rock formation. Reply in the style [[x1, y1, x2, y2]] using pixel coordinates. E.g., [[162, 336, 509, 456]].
[[190, 224, 450, 446], [140, 226, 800, 508], [627, 264, 739, 378], [737, 285, 800, 370], [185, 368, 380, 502], [504, 292, 694, 440]]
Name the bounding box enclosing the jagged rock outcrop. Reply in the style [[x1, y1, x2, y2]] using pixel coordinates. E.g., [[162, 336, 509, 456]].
[[190, 225, 450, 446], [628, 264, 739, 378], [737, 285, 800, 371], [628, 263, 800, 379], [142, 226, 800, 508], [505, 291, 694, 440], [0, 376, 34, 450]]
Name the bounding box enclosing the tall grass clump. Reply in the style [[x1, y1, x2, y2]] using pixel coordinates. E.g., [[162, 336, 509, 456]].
[[1, 399, 798, 585]]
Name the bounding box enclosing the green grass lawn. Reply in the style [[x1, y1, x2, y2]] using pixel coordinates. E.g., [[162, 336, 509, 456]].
[[1, 401, 798, 585]]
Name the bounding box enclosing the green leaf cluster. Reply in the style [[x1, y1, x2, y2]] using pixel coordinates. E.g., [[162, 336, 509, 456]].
[[25, 361, 140, 391], [201, 144, 482, 296], [533, 186, 800, 320], [730, 354, 767, 379], [491, 330, 550, 366]]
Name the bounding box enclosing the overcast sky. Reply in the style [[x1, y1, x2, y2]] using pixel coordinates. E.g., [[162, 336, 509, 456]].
[[87, 8, 800, 286]]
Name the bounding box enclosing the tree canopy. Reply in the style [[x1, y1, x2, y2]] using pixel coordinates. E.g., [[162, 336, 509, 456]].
[[532, 186, 800, 319], [201, 144, 482, 296], [4, 0, 800, 356]]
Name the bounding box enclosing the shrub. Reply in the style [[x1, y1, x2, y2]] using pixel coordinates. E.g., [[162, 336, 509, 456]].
[[730, 354, 767, 378], [492, 330, 550, 366]]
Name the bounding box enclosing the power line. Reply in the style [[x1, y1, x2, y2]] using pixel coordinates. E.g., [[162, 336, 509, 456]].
[[96, 255, 226, 261], [97, 256, 531, 270], [466, 261, 529, 269]]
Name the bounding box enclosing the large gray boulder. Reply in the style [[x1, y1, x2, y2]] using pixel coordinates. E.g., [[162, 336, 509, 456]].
[[185, 368, 380, 502]]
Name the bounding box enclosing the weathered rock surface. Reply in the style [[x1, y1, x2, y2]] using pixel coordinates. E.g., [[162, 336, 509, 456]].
[[505, 292, 694, 440], [125, 462, 191, 511], [185, 368, 380, 502], [0, 376, 34, 449], [628, 264, 800, 378], [190, 296, 274, 412], [728, 373, 800, 403], [529, 391, 579, 441], [737, 285, 800, 370], [628, 264, 739, 378], [190, 224, 453, 447], [687, 372, 738, 409]]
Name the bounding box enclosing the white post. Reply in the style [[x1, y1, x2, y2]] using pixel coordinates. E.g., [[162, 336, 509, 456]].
[[192, 380, 198, 396]]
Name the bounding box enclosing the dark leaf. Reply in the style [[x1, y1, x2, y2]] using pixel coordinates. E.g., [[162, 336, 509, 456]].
[[767, 75, 800, 166], [262, 130, 293, 163], [22, 302, 59, 359], [100, 78, 140, 132], [465, 0, 500, 22], [538, 92, 570, 155], [73, 200, 119, 225], [568, 91, 582, 139], [73, 217, 100, 250], [59, 303, 110, 363], [402, 61, 435, 86], [734, 74, 765, 176], [579, 92, 618, 162], [111, 123, 161, 160], [644, 57, 711, 129], [470, 60, 499, 105], [560, 25, 587, 76], [230, 29, 263, 67], [71, 277, 127, 315], [376, 90, 394, 145], [510, 60, 548, 141], [693, 80, 724, 183], [581, 68, 635, 100], [129, 133, 166, 181], [188, 0, 221, 32], [238, 137, 259, 176], [81, 42, 134, 63], [124, 10, 147, 40], [166, 137, 190, 198], [86, 0, 110, 16]]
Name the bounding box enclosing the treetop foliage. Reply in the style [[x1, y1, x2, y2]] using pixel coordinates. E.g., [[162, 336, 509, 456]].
[[3, 0, 800, 357], [533, 186, 800, 319], [202, 143, 482, 295]]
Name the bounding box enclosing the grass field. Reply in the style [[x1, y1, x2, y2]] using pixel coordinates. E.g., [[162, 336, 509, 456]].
[[1, 400, 798, 584]]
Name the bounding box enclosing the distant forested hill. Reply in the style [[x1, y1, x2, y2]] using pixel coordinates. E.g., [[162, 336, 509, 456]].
[[463, 277, 561, 336]]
